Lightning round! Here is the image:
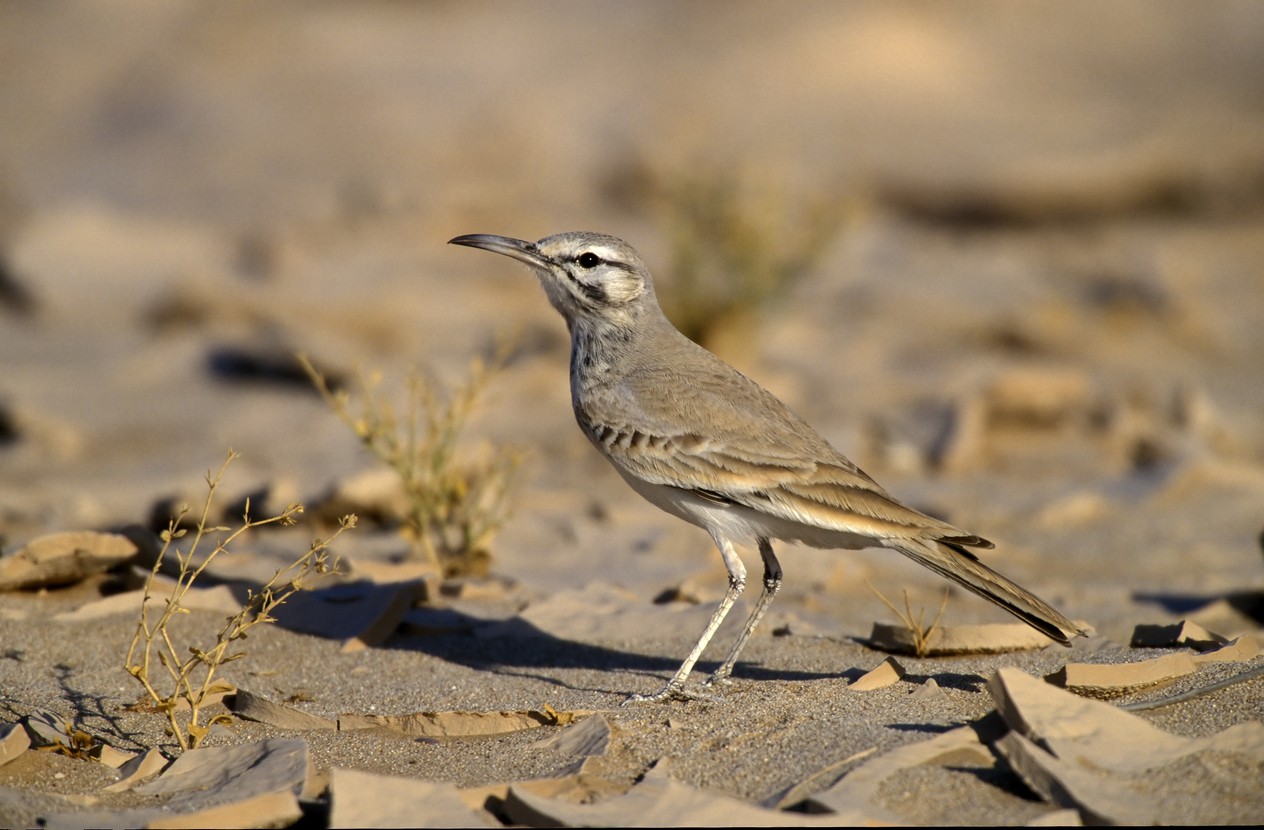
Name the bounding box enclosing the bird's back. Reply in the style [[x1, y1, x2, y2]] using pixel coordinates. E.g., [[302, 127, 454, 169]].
[[570, 318, 982, 545]]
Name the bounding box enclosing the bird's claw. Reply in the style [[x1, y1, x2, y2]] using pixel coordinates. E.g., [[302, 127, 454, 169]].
[[621, 680, 718, 706]]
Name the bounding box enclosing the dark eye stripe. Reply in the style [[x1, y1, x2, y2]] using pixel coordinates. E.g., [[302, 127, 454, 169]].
[[575, 279, 607, 304]]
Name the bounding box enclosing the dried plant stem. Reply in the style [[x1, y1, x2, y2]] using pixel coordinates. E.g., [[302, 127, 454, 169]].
[[637, 165, 847, 349], [301, 354, 521, 576], [868, 582, 950, 658], [125, 450, 353, 750]]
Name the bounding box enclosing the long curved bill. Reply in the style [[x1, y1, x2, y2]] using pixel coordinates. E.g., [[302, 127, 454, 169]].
[[448, 234, 550, 268]]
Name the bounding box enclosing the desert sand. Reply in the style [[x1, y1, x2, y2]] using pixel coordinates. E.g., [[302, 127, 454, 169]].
[[1, 2, 1263, 826]]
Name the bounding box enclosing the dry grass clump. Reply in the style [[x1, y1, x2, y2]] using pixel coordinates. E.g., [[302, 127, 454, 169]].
[[124, 450, 353, 750], [869, 583, 950, 658], [625, 164, 848, 349], [301, 354, 521, 577]]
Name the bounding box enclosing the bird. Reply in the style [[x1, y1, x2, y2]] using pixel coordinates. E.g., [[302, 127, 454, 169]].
[[449, 231, 1086, 702]]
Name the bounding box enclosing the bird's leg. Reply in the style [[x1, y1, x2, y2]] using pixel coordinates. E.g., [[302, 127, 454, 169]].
[[707, 538, 781, 686], [623, 535, 746, 704]]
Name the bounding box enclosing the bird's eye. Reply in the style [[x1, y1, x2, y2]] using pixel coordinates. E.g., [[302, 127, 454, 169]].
[[576, 252, 600, 269]]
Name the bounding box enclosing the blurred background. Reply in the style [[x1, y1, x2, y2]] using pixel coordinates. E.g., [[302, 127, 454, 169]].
[[2, 1, 1263, 631]]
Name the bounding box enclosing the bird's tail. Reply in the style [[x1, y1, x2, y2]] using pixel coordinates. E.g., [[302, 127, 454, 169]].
[[890, 537, 1086, 645]]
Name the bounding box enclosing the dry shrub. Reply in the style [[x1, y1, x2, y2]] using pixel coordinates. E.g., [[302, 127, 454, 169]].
[[869, 583, 950, 659], [124, 450, 353, 750], [622, 163, 848, 349], [301, 354, 521, 577]]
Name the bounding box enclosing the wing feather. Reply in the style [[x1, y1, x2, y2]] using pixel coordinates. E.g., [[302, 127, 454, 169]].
[[575, 336, 985, 545]]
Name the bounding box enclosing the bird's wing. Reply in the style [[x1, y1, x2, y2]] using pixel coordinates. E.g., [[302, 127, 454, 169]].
[[581, 357, 982, 544]]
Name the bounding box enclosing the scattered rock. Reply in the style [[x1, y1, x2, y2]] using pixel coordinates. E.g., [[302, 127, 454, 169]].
[[763, 745, 879, 811], [134, 737, 315, 806], [1026, 808, 1085, 826], [910, 677, 946, 700], [440, 573, 518, 602], [276, 579, 424, 644], [651, 567, 730, 606], [1189, 593, 1264, 634], [337, 708, 585, 740], [103, 747, 170, 793], [226, 689, 338, 732], [913, 366, 1103, 471], [146, 788, 302, 830], [1048, 652, 1198, 697], [0, 531, 139, 590], [148, 480, 303, 537], [206, 343, 331, 392], [504, 759, 861, 827], [220, 477, 304, 525], [0, 722, 30, 767], [52, 582, 241, 622], [807, 723, 994, 821], [0, 399, 20, 447], [989, 666, 1264, 824], [398, 605, 499, 637], [9, 204, 233, 320], [982, 366, 1096, 429], [849, 656, 905, 690], [119, 680, 236, 738], [21, 711, 88, 754], [868, 621, 1060, 655], [0, 252, 37, 315], [87, 743, 136, 769], [1032, 491, 1111, 528], [931, 396, 988, 472], [328, 767, 493, 828], [338, 580, 429, 653], [532, 714, 611, 762], [1193, 633, 1261, 665], [1131, 619, 1230, 649], [141, 281, 222, 333], [146, 493, 207, 535], [313, 467, 410, 528], [341, 556, 440, 588]]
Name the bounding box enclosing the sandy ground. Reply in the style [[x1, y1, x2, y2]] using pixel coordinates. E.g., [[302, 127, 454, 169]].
[[2, 1, 1264, 826]]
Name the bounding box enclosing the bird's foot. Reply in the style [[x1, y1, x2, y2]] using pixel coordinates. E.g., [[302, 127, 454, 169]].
[[621, 680, 718, 706], [703, 670, 734, 688]]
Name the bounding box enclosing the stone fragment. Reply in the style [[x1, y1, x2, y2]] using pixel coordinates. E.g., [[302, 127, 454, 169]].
[[869, 621, 1058, 655], [849, 656, 905, 690], [808, 724, 993, 820], [134, 737, 312, 804], [226, 689, 338, 731], [103, 747, 170, 792], [0, 531, 139, 590], [329, 767, 492, 828], [1130, 619, 1229, 649], [505, 760, 862, 827], [990, 666, 1264, 824], [1048, 652, 1198, 697], [0, 722, 30, 767]]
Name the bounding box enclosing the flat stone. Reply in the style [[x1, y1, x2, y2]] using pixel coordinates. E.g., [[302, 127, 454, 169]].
[[869, 621, 1058, 655], [849, 656, 905, 690], [329, 767, 493, 828], [0, 723, 30, 767], [1049, 652, 1198, 697], [134, 737, 311, 805], [989, 666, 1264, 824], [226, 689, 338, 731], [103, 747, 170, 792], [0, 531, 139, 590]]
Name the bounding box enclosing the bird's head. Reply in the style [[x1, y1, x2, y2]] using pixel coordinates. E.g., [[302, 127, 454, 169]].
[[449, 232, 658, 330]]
